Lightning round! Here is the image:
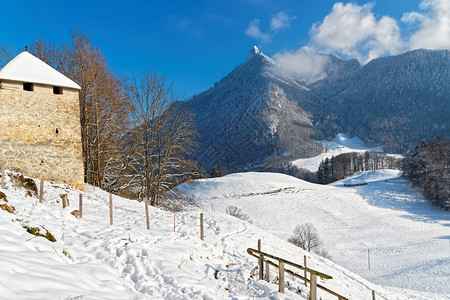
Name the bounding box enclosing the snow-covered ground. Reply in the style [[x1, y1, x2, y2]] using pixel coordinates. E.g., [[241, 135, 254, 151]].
[[183, 170, 450, 297], [1, 169, 449, 299], [292, 134, 402, 172]]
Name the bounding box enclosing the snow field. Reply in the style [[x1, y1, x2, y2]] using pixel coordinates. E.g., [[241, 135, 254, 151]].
[[183, 171, 450, 297], [0, 171, 353, 299], [1, 169, 449, 299]]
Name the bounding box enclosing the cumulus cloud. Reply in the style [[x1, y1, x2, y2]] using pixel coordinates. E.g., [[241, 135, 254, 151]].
[[272, 47, 330, 82], [261, 0, 449, 76], [367, 16, 403, 61], [307, 0, 450, 62], [245, 12, 294, 43], [245, 19, 271, 43], [402, 0, 450, 50], [270, 12, 294, 32], [310, 3, 403, 62]]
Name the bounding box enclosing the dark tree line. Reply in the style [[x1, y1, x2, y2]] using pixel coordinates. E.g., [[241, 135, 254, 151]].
[[210, 165, 228, 178], [402, 137, 449, 209], [318, 152, 401, 184], [253, 156, 318, 183]]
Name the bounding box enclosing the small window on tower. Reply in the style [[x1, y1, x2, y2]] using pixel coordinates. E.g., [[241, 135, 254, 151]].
[[23, 82, 34, 91], [53, 86, 63, 95]]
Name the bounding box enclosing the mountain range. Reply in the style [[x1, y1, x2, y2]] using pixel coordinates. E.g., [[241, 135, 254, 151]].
[[185, 47, 449, 171]]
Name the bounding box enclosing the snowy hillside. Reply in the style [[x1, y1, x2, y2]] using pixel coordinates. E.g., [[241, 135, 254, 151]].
[[183, 171, 450, 297], [2, 170, 448, 299]]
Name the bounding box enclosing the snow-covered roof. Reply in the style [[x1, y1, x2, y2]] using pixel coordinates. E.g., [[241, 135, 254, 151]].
[[0, 51, 81, 90]]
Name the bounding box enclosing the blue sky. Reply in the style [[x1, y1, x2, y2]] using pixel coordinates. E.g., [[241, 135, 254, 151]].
[[1, 0, 448, 97]]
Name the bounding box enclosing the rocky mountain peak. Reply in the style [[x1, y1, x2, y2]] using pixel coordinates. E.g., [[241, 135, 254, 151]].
[[247, 45, 261, 61]]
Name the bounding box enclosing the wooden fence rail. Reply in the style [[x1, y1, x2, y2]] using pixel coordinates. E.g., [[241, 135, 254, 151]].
[[109, 194, 113, 225], [200, 213, 204, 240], [247, 247, 348, 300], [79, 194, 83, 218], [39, 180, 44, 203]]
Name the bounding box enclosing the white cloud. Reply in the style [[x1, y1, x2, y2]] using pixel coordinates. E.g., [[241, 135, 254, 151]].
[[272, 47, 330, 82], [256, 1, 449, 66], [367, 16, 403, 61], [307, 0, 450, 62], [245, 19, 271, 43], [310, 2, 403, 62], [401, 12, 426, 24], [270, 12, 293, 32], [245, 12, 295, 43], [402, 0, 450, 50]]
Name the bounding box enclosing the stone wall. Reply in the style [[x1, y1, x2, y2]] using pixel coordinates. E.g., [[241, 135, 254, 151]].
[[0, 80, 84, 190]]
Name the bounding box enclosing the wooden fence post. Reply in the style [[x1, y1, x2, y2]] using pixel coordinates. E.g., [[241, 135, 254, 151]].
[[39, 180, 44, 203], [200, 213, 204, 240], [61, 194, 69, 208], [79, 194, 82, 218], [145, 196, 150, 230], [258, 239, 264, 280], [279, 261, 285, 293], [304, 255, 308, 287], [310, 274, 317, 300], [265, 260, 270, 282], [109, 194, 113, 225], [372, 290, 376, 300], [1, 166, 5, 189]]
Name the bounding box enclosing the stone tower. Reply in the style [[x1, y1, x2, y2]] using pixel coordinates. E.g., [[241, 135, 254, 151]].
[[0, 51, 84, 190]]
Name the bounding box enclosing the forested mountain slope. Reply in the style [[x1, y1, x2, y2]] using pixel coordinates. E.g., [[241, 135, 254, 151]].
[[317, 49, 450, 152], [185, 48, 449, 171]]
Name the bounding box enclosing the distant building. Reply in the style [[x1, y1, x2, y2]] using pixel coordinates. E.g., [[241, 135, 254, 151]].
[[0, 51, 84, 190]]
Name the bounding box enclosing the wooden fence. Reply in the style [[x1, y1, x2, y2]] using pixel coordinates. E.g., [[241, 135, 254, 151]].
[[247, 246, 348, 300]]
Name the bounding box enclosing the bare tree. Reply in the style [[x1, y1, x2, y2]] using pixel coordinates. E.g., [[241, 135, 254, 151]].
[[62, 31, 130, 189], [0, 45, 16, 68], [225, 205, 252, 223], [29, 36, 66, 71], [288, 222, 323, 252], [125, 68, 197, 206]]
